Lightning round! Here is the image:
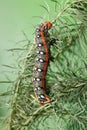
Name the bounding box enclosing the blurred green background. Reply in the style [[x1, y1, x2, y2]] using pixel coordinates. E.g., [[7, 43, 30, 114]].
[[0, 0, 43, 80]]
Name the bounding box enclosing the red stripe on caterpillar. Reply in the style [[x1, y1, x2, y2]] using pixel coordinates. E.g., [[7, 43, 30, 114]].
[[33, 22, 52, 105]]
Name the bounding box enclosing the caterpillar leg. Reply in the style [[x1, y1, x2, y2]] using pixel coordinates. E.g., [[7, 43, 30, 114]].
[[50, 56, 54, 62], [50, 38, 57, 45], [45, 96, 51, 102], [40, 95, 51, 106]]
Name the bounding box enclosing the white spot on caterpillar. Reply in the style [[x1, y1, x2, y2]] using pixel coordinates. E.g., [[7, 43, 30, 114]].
[[38, 68, 42, 72], [36, 78, 40, 81], [40, 94, 45, 99], [38, 43, 42, 47], [33, 67, 37, 71], [36, 29, 39, 32], [36, 50, 39, 54], [36, 58, 39, 61], [38, 96, 41, 99], [40, 51, 44, 54], [37, 35, 40, 38], [38, 87, 41, 90], [33, 78, 35, 81], [34, 87, 37, 91], [39, 59, 44, 63]]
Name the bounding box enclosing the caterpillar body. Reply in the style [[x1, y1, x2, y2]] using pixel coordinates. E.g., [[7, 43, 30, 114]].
[[33, 22, 52, 105]]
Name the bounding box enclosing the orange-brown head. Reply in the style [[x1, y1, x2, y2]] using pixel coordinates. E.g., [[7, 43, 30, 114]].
[[43, 21, 52, 29], [47, 21, 52, 29]]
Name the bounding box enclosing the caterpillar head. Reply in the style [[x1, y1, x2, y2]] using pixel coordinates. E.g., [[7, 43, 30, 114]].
[[43, 22, 52, 30]]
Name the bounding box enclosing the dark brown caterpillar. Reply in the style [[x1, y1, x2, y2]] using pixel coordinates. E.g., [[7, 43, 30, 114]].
[[33, 22, 52, 105]]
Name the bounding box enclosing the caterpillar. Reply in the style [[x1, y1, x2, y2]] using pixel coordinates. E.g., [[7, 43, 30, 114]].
[[33, 21, 52, 105]]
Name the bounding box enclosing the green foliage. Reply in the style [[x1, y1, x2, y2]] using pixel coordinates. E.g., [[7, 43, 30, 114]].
[[0, 0, 87, 130]]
